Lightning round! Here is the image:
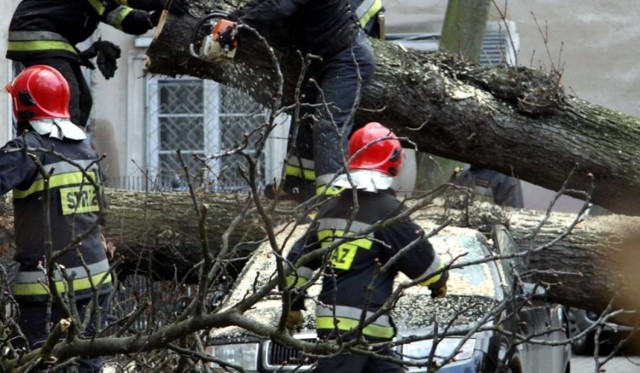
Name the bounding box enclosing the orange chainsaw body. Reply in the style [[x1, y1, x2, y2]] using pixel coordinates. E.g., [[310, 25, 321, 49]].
[[197, 19, 237, 61]]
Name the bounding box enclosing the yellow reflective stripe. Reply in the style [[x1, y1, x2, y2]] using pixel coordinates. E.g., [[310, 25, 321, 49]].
[[318, 229, 373, 270], [420, 261, 445, 287], [358, 0, 383, 28], [285, 275, 308, 288], [316, 316, 394, 339], [8, 40, 76, 54], [286, 165, 316, 181], [317, 304, 391, 325], [112, 6, 134, 30], [87, 0, 106, 15], [15, 259, 110, 283], [13, 171, 97, 199], [316, 184, 344, 196], [13, 272, 112, 296], [317, 230, 373, 250]]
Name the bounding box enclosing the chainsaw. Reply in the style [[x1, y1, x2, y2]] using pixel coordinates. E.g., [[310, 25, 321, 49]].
[[189, 12, 238, 62]]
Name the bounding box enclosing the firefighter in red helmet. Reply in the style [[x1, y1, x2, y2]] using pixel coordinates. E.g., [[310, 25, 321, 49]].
[[7, 0, 188, 128], [3, 65, 111, 372], [284, 122, 449, 373]]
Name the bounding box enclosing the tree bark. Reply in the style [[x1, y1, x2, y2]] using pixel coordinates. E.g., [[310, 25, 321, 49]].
[[1, 189, 637, 314], [146, 3, 640, 215]]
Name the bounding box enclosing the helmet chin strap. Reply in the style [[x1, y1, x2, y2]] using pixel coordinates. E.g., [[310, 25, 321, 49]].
[[30, 119, 87, 141]]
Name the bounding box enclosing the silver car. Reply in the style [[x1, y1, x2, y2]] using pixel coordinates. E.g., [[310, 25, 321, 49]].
[[205, 223, 571, 372]]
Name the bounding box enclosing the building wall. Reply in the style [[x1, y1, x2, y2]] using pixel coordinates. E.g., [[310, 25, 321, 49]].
[[1, 1, 638, 210]]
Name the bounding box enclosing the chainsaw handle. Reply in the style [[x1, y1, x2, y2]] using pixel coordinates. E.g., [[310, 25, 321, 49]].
[[189, 12, 231, 58]]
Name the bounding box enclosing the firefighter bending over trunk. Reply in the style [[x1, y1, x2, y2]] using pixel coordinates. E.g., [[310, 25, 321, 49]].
[[454, 165, 524, 208], [7, 0, 188, 128], [228, 0, 376, 202], [284, 122, 449, 373], [2, 65, 112, 372]]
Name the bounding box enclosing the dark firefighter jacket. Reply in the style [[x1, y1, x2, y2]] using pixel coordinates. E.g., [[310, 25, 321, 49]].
[[350, 0, 383, 36], [286, 189, 448, 340], [0, 131, 111, 302], [7, 0, 157, 63], [239, 0, 359, 58]]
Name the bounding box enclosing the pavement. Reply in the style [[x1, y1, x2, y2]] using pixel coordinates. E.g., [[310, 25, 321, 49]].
[[571, 355, 640, 372]]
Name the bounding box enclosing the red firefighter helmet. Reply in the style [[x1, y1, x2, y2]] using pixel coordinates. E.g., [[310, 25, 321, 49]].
[[348, 122, 403, 176], [5, 65, 71, 121]]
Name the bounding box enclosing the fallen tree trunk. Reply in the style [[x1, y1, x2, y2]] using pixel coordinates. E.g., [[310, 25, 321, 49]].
[[1, 189, 637, 313], [146, 2, 640, 215]]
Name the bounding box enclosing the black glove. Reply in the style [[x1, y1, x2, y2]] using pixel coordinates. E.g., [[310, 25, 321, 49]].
[[285, 310, 304, 334], [78, 43, 99, 69], [148, 10, 161, 27], [228, 8, 245, 21], [95, 41, 121, 79], [218, 24, 238, 50], [164, 0, 188, 16], [430, 284, 448, 299]]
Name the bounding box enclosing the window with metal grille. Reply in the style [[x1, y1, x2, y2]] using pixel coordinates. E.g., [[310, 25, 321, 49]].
[[480, 21, 519, 66], [386, 20, 519, 67], [147, 78, 268, 192]]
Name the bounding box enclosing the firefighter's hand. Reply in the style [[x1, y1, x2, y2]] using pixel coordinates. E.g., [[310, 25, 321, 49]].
[[95, 41, 121, 80], [218, 24, 238, 50], [100, 232, 116, 259], [78, 43, 99, 69], [285, 310, 304, 334], [430, 284, 448, 299], [228, 8, 245, 21], [147, 10, 161, 27]]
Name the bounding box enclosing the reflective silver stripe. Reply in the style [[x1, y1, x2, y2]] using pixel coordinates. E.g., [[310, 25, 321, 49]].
[[318, 218, 372, 234], [315, 173, 337, 186], [30, 160, 98, 182], [9, 31, 69, 42], [15, 258, 110, 283], [296, 266, 314, 280], [355, 0, 377, 19], [316, 304, 391, 326], [287, 156, 315, 169], [105, 6, 126, 27], [418, 254, 443, 280]]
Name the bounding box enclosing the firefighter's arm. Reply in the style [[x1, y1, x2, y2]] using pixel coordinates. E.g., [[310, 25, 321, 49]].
[[102, 6, 154, 35], [285, 225, 322, 332], [284, 233, 319, 308], [423, 265, 449, 299], [381, 220, 449, 298], [282, 233, 319, 333], [239, 0, 310, 29], [413, 241, 449, 298], [0, 135, 41, 195]]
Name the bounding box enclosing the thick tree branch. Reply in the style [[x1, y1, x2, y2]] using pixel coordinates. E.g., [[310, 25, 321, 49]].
[[146, 4, 640, 215]]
